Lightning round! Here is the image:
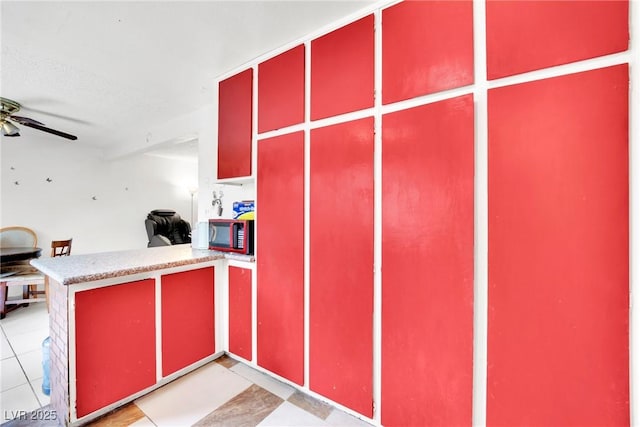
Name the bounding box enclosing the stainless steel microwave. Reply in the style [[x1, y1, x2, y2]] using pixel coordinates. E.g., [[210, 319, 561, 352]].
[[208, 219, 254, 255]]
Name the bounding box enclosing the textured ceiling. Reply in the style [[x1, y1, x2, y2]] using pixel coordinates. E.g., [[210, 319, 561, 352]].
[[0, 1, 374, 155]]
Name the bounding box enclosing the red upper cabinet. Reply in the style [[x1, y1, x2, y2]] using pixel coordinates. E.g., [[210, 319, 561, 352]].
[[218, 69, 253, 179], [258, 45, 305, 133], [382, 0, 474, 104], [311, 15, 374, 120], [486, 0, 629, 79]]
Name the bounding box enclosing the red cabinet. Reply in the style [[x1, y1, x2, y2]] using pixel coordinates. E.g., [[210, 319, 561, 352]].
[[75, 279, 156, 418], [382, 0, 473, 104], [228, 266, 252, 361], [311, 15, 374, 120], [218, 69, 253, 179], [488, 65, 629, 426], [162, 267, 215, 376], [486, 0, 628, 79], [309, 118, 374, 416], [258, 45, 305, 133], [257, 131, 305, 385], [381, 95, 475, 427], [216, 0, 632, 424]]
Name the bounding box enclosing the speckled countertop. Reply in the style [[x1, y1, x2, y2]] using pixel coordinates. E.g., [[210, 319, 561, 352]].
[[30, 244, 254, 285]]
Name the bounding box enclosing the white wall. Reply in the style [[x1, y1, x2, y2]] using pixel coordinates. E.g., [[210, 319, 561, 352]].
[[1, 98, 255, 256], [1, 138, 197, 255]]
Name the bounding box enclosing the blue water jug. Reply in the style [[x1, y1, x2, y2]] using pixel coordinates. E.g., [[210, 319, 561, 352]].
[[42, 336, 50, 396]]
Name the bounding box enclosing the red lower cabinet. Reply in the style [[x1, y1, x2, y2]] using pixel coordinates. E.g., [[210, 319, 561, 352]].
[[488, 65, 629, 426], [75, 279, 156, 418], [381, 95, 475, 426], [309, 118, 374, 417], [257, 131, 305, 385], [228, 266, 252, 361], [162, 267, 215, 376]]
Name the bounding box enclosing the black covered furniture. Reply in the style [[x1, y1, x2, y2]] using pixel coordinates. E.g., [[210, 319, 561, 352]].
[[145, 209, 192, 247]]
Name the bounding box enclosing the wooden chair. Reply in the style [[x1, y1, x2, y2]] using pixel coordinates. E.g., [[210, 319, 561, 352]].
[[26, 239, 71, 301], [51, 239, 72, 257], [0, 226, 45, 318], [43, 239, 72, 310]]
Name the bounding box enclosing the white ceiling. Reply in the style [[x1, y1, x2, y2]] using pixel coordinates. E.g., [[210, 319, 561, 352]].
[[1, 1, 374, 156]]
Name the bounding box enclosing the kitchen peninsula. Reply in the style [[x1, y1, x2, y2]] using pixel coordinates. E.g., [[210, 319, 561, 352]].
[[31, 244, 254, 426]]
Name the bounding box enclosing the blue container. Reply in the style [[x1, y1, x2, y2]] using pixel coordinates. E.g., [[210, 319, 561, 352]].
[[42, 336, 50, 396]]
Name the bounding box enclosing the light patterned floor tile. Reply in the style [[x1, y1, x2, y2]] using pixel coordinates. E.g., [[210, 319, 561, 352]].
[[5, 328, 49, 356], [287, 390, 333, 420], [0, 303, 49, 338], [257, 401, 328, 427], [30, 378, 50, 408], [325, 408, 373, 427], [1, 330, 14, 360], [1, 357, 27, 392], [17, 348, 44, 382], [0, 383, 41, 423], [193, 384, 283, 426], [229, 362, 296, 400], [135, 362, 252, 427]]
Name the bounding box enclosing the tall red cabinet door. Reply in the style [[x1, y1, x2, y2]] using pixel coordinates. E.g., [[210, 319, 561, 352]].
[[258, 44, 305, 133], [381, 95, 475, 427], [162, 267, 215, 376], [488, 65, 629, 426], [75, 279, 156, 417], [382, 0, 473, 104], [309, 118, 374, 417], [218, 68, 253, 179], [311, 15, 374, 120], [486, 0, 628, 79], [257, 131, 304, 385], [228, 266, 252, 361]]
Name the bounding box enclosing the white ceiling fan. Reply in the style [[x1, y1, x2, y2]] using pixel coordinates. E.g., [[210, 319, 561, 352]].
[[1, 97, 78, 140]]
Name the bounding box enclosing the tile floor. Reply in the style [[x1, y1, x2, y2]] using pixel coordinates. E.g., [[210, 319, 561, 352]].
[[1, 302, 51, 424], [1, 303, 374, 427]]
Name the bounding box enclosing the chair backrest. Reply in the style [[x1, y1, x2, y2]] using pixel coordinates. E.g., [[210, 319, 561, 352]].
[[0, 226, 38, 248], [51, 239, 72, 257], [145, 210, 191, 246]]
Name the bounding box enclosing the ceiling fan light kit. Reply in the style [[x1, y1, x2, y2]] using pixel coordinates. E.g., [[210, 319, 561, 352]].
[[1, 120, 20, 136], [0, 97, 78, 140]]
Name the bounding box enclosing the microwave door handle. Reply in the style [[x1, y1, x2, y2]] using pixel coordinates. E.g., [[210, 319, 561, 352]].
[[231, 223, 238, 249], [234, 222, 245, 250], [231, 222, 242, 249]]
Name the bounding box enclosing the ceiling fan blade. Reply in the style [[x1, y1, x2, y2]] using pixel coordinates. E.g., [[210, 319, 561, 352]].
[[9, 115, 45, 126], [19, 106, 91, 125], [19, 121, 77, 141]]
